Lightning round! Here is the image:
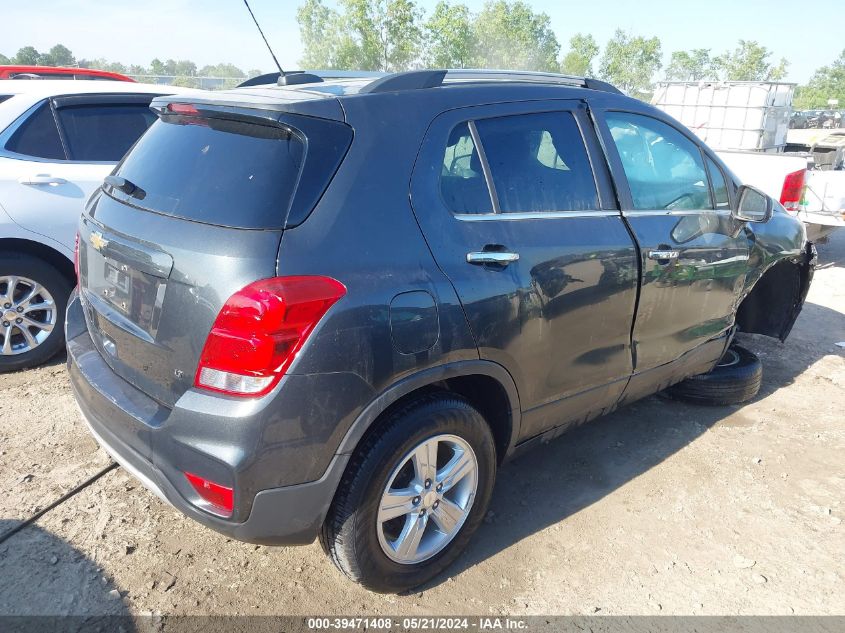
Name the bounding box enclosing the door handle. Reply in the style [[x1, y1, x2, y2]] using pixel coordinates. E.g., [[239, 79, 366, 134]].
[[647, 249, 679, 261], [19, 175, 67, 186], [466, 251, 520, 265]]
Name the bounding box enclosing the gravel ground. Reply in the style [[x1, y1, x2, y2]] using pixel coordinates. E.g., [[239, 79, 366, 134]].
[[0, 231, 843, 617]]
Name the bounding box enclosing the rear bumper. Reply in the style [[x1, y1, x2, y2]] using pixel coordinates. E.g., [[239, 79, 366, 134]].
[[66, 291, 349, 545]]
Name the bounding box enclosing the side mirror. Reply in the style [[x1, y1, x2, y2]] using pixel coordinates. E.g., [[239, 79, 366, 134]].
[[733, 185, 773, 223]]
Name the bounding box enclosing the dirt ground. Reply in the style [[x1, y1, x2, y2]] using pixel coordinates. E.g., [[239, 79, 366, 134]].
[[1, 231, 843, 618]]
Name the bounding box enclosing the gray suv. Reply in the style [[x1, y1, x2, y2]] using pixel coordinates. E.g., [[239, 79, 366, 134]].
[[68, 70, 814, 592]]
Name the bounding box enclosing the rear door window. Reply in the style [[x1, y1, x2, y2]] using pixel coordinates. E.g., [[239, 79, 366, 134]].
[[606, 112, 712, 211], [111, 116, 305, 229], [56, 104, 157, 162], [474, 112, 599, 213], [4, 101, 65, 160], [440, 122, 493, 214]]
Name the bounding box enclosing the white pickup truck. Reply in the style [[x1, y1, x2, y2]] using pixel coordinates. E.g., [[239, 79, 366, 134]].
[[717, 150, 845, 241], [653, 81, 845, 241]]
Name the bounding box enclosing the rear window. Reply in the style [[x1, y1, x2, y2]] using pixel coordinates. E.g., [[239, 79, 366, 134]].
[[111, 116, 305, 229]]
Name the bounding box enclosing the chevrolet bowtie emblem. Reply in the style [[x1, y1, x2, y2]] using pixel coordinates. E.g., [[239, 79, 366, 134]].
[[90, 231, 108, 252]]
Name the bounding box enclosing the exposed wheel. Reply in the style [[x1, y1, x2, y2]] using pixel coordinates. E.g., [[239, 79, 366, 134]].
[[320, 392, 497, 593], [0, 253, 72, 372], [666, 345, 762, 405]]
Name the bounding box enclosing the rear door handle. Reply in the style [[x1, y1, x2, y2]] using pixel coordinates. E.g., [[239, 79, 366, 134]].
[[647, 249, 679, 261], [19, 175, 67, 186], [466, 251, 520, 265]]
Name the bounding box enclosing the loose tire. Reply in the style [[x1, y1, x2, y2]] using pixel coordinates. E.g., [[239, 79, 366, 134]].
[[666, 345, 762, 405], [0, 253, 72, 372], [320, 392, 497, 593]]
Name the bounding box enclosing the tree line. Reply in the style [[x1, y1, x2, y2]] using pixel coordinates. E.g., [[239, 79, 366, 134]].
[[296, 0, 843, 108], [0, 44, 261, 88], [2, 0, 842, 109]]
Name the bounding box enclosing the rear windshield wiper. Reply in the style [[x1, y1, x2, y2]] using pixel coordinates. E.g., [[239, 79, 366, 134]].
[[104, 175, 146, 200]]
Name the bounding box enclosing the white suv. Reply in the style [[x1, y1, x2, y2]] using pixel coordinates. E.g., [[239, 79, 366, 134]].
[[0, 80, 196, 371]]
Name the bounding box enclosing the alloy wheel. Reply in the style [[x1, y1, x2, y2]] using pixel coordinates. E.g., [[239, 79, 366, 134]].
[[0, 275, 57, 356], [376, 433, 478, 565]]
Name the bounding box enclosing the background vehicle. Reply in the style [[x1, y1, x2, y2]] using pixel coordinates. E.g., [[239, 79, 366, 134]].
[[69, 70, 813, 593], [0, 65, 134, 82], [653, 81, 845, 240], [0, 80, 196, 371]]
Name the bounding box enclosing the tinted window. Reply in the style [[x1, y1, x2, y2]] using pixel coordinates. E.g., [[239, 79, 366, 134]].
[[5, 101, 65, 160], [111, 117, 305, 229], [0, 96, 12, 105], [606, 112, 712, 211], [475, 112, 598, 212], [705, 156, 731, 210], [440, 122, 493, 214], [57, 104, 157, 162]]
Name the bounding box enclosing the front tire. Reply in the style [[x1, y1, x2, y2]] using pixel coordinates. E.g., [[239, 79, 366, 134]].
[[320, 393, 497, 593], [666, 345, 762, 405], [0, 253, 71, 372]]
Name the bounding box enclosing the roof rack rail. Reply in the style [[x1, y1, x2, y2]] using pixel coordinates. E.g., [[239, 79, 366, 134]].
[[358, 69, 623, 95]]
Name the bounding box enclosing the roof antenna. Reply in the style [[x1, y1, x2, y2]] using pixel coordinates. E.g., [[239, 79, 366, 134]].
[[240, 0, 323, 87], [243, 0, 284, 76]]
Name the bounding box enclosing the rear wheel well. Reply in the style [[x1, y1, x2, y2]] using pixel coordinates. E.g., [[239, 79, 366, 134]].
[[361, 374, 514, 464], [0, 238, 75, 287]]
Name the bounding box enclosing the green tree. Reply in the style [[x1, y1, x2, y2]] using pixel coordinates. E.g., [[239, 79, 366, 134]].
[[472, 1, 559, 72], [298, 0, 343, 68], [794, 49, 845, 109], [47, 44, 75, 66], [665, 48, 717, 81], [198, 63, 245, 77], [173, 60, 197, 76], [560, 33, 599, 76], [599, 29, 662, 95], [128, 64, 147, 75], [297, 0, 422, 71], [149, 58, 166, 75], [714, 40, 787, 81], [0, 53, 10, 65], [247, 68, 263, 78], [424, 1, 475, 68], [342, 0, 423, 71], [13, 46, 40, 65]]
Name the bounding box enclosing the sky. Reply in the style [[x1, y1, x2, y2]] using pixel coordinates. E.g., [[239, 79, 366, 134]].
[[1, 0, 837, 83]]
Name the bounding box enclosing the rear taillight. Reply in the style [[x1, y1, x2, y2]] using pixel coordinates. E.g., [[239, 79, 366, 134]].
[[73, 232, 80, 285], [780, 169, 806, 213], [195, 276, 346, 397], [184, 472, 233, 517]]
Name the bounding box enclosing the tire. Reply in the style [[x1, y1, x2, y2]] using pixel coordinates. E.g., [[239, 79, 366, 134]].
[[0, 253, 72, 372], [666, 345, 762, 406], [320, 392, 497, 593]]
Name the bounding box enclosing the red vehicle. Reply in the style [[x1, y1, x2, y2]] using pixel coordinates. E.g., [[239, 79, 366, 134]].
[[0, 65, 134, 82]]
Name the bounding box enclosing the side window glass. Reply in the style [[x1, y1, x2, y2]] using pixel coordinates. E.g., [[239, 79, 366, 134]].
[[5, 101, 65, 160], [606, 112, 713, 211], [705, 156, 731, 210], [57, 104, 157, 162], [439, 122, 493, 214], [475, 111, 598, 212]]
